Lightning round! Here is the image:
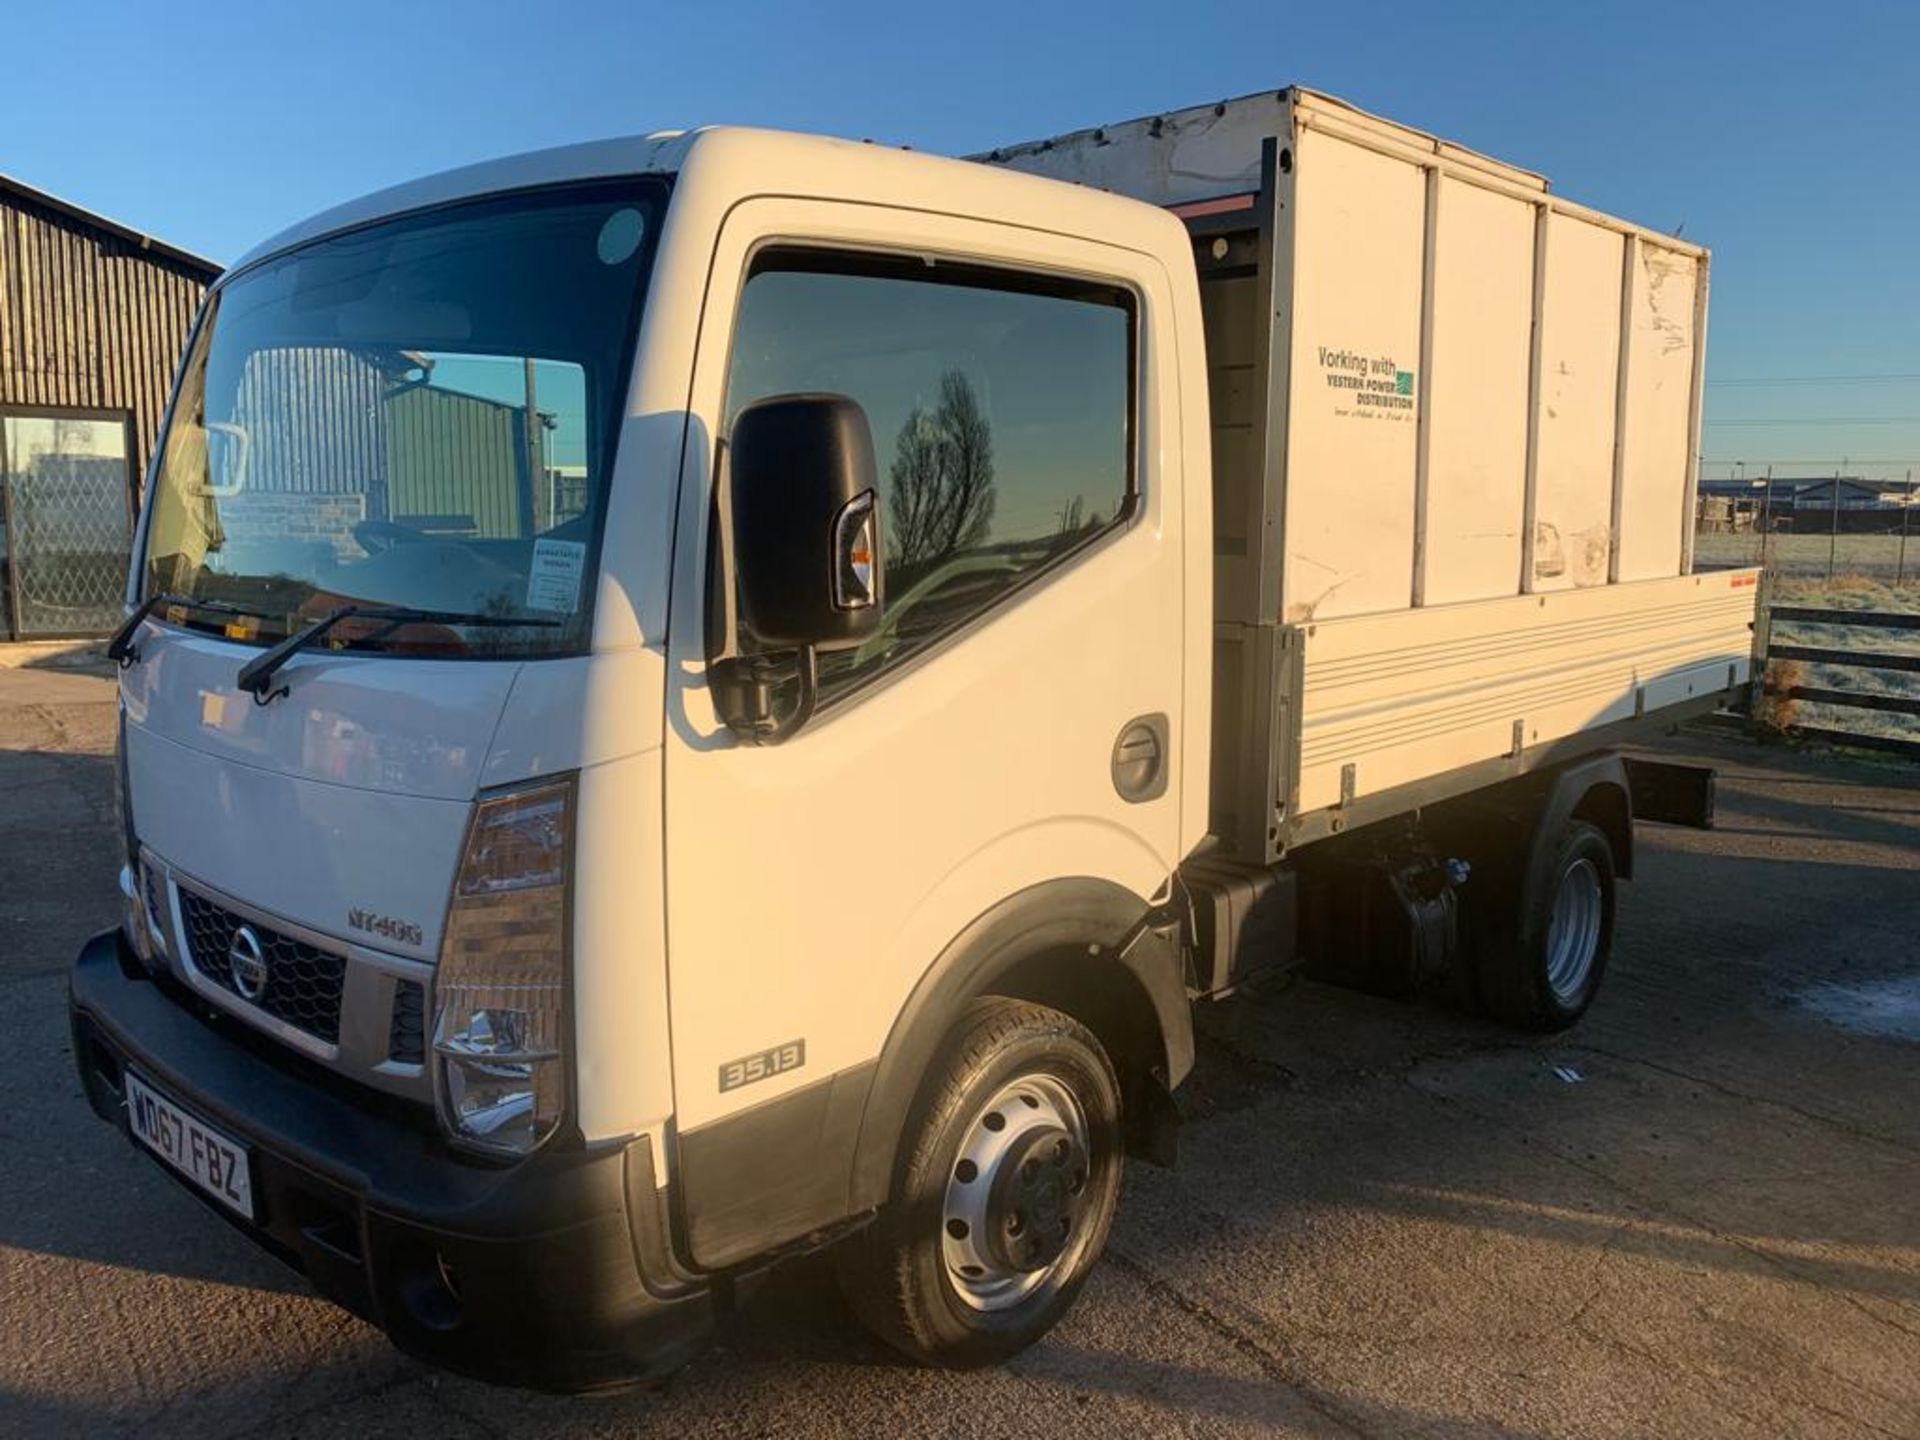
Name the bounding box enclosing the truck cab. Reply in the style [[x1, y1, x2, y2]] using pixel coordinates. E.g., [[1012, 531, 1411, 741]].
[[74, 126, 1212, 1388]]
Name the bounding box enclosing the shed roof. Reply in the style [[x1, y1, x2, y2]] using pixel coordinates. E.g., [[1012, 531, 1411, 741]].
[[0, 170, 221, 276]]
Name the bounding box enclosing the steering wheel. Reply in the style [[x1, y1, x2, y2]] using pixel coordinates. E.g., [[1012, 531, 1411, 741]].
[[353, 519, 428, 556]]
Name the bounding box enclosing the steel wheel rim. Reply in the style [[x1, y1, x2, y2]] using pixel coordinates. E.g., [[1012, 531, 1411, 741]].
[[1545, 856, 1603, 1004], [941, 1073, 1091, 1312]]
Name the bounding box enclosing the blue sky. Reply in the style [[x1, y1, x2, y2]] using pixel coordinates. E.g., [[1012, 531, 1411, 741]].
[[5, 1, 1914, 475]]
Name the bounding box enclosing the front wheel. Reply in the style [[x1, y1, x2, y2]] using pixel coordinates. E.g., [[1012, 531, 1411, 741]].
[[835, 997, 1123, 1367]]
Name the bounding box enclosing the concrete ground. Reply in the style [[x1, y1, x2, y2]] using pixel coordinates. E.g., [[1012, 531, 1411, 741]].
[[1, 660, 1915, 1439]]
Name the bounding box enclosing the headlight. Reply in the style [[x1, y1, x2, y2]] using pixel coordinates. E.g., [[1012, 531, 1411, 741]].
[[432, 777, 574, 1158]]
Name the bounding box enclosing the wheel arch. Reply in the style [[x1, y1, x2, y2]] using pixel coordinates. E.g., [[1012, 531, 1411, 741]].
[[847, 876, 1192, 1214], [1516, 752, 1634, 886], [1433, 752, 1634, 879], [1570, 772, 1633, 881]]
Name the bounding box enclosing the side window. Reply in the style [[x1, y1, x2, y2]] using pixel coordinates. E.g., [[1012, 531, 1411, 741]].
[[723, 249, 1134, 699]]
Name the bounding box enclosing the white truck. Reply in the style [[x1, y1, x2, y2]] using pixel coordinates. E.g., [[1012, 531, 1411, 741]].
[[72, 88, 1758, 1390]]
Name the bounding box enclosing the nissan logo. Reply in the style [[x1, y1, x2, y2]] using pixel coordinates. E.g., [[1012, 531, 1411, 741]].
[[227, 925, 269, 1002]]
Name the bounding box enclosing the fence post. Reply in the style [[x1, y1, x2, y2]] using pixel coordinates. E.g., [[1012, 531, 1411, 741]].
[[1747, 567, 1773, 719], [1828, 467, 1841, 582], [1900, 467, 1913, 588], [1758, 464, 1773, 572]]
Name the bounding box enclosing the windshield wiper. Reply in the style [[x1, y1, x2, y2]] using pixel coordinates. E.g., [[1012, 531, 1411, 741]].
[[237, 603, 559, 703], [107, 592, 253, 666]]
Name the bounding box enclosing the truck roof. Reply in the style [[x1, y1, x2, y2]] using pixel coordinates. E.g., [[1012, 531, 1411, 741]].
[[231, 129, 701, 272], [228, 123, 1189, 278]]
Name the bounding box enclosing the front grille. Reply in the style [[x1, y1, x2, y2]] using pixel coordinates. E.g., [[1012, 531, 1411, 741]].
[[179, 890, 348, 1045], [389, 979, 427, 1064]]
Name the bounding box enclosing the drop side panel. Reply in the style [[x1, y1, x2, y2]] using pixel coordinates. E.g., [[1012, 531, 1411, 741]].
[[1293, 570, 1759, 813]]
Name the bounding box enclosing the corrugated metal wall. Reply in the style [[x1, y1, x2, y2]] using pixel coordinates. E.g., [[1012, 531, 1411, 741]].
[[0, 184, 218, 487], [231, 350, 537, 539], [388, 385, 531, 539], [233, 347, 391, 499], [0, 182, 218, 635]]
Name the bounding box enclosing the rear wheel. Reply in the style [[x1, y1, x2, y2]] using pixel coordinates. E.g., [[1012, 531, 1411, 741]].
[[835, 997, 1123, 1367], [1474, 818, 1616, 1031]]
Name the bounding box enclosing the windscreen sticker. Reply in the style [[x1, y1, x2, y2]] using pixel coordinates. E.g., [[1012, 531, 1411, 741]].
[[526, 538, 587, 614]]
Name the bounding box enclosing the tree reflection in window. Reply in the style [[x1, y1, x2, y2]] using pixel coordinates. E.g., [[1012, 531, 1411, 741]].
[[724, 252, 1133, 698], [890, 370, 996, 576]]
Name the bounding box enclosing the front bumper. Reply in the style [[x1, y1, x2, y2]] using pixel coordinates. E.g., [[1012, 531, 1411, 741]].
[[69, 930, 712, 1392]]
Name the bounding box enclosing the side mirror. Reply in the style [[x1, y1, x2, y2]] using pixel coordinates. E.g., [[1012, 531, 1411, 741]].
[[200, 422, 250, 498], [714, 393, 884, 743]]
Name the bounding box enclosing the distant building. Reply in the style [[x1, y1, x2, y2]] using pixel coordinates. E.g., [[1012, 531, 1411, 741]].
[[1, 173, 218, 639], [1788, 476, 1917, 512], [1696, 474, 1917, 533]]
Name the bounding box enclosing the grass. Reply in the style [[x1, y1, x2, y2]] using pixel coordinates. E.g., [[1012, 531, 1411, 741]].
[[1755, 574, 1919, 748], [1695, 530, 1920, 584]]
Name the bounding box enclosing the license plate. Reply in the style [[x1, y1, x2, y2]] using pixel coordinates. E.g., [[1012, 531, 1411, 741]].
[[125, 1072, 255, 1221]]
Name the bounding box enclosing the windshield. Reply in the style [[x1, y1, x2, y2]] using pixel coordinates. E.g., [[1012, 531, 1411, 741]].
[[142, 180, 662, 658]]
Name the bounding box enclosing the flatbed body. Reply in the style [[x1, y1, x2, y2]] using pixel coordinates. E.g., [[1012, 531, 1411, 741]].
[[985, 89, 1756, 859]]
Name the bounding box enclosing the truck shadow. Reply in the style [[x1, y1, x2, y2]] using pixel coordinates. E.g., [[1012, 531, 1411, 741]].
[[8, 644, 114, 676], [0, 736, 313, 1298]]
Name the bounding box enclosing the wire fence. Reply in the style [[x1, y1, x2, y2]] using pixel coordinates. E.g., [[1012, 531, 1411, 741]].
[[1694, 460, 1919, 587], [1, 462, 134, 639]]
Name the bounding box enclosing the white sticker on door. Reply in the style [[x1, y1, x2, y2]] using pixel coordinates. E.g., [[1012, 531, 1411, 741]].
[[526, 538, 587, 614]]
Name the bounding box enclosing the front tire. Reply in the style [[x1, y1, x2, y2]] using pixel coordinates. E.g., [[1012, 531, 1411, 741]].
[[835, 997, 1123, 1367]]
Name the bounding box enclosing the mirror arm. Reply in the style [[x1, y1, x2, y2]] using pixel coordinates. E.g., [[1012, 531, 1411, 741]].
[[760, 645, 818, 746], [716, 645, 819, 746]]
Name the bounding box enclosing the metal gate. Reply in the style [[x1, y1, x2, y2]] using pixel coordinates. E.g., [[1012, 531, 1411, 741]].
[[0, 410, 135, 640]]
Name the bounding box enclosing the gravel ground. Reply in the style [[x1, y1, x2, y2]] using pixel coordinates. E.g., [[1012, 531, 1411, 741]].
[[1, 661, 1915, 1439]]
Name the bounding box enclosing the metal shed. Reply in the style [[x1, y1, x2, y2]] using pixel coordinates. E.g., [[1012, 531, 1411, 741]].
[[1, 173, 218, 639]]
